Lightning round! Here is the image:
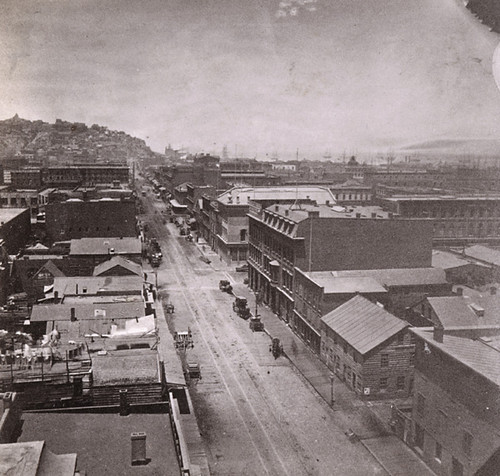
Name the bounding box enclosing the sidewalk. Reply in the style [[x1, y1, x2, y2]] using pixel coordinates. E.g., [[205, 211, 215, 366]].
[[232, 281, 435, 476]]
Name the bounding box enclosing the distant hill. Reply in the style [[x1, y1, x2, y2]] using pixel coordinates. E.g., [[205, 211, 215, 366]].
[[0, 115, 163, 165], [399, 139, 500, 156]]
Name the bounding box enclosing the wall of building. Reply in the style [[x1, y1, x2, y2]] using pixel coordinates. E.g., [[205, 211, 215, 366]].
[[411, 365, 500, 476], [297, 217, 432, 272], [0, 209, 31, 254], [320, 327, 414, 399], [45, 200, 137, 241]]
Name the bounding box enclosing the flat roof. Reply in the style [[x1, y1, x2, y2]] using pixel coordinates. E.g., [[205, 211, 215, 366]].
[[463, 245, 500, 267], [307, 268, 447, 287], [431, 250, 474, 270], [0, 208, 29, 222], [266, 204, 392, 223], [218, 185, 336, 206], [322, 295, 407, 355], [92, 348, 159, 386], [30, 301, 146, 322], [412, 327, 500, 386], [307, 275, 387, 295], [52, 275, 143, 297], [18, 411, 178, 475], [70, 237, 141, 256]]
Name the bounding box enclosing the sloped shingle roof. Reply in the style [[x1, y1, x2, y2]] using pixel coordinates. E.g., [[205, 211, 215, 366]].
[[321, 295, 408, 355]]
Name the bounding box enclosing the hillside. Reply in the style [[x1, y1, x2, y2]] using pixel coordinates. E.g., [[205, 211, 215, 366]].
[[0, 115, 162, 165]]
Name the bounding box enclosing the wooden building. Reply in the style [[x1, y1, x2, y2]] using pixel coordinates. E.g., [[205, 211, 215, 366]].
[[320, 295, 415, 399]]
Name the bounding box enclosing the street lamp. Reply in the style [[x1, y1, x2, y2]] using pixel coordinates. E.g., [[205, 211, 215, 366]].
[[330, 372, 335, 406]]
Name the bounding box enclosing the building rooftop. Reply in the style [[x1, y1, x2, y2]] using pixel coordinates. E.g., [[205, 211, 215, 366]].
[[463, 245, 500, 267], [0, 441, 76, 476], [92, 347, 159, 386], [218, 185, 336, 206], [93, 255, 143, 277], [431, 250, 476, 270], [69, 237, 141, 256], [305, 274, 387, 295], [18, 411, 178, 475], [30, 301, 146, 322], [0, 208, 29, 223], [265, 204, 392, 224], [382, 194, 500, 202], [308, 267, 447, 287], [427, 292, 500, 329], [321, 295, 408, 355], [411, 327, 500, 386], [52, 275, 143, 297]]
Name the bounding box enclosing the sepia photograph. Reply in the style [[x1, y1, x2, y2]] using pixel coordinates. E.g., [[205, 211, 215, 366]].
[[0, 0, 500, 474]]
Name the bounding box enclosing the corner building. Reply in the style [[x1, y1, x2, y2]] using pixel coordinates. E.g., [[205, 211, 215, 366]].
[[248, 204, 432, 323]]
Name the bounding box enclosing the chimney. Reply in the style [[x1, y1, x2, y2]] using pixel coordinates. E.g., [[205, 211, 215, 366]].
[[490, 286, 497, 295], [455, 287, 463, 296], [70, 307, 76, 322], [54, 291, 59, 302], [131, 432, 147, 465], [388, 212, 394, 219], [326, 200, 330, 206], [285, 209, 289, 217], [433, 326, 444, 343], [275, 205, 279, 212], [356, 212, 361, 218], [371, 212, 376, 218], [119, 389, 129, 416], [236, 195, 240, 204]]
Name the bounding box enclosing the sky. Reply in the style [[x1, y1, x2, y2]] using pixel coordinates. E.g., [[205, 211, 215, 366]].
[[1, 0, 500, 159]]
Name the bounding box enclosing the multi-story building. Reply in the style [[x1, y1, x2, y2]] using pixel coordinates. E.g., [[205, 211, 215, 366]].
[[0, 187, 39, 216], [320, 295, 415, 399], [293, 267, 449, 352], [410, 325, 500, 475], [378, 195, 500, 246], [212, 186, 336, 264], [248, 203, 433, 322], [0, 208, 31, 254], [42, 165, 130, 187], [45, 198, 137, 242]]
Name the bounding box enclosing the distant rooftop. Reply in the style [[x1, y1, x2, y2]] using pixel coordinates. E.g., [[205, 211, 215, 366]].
[[463, 245, 500, 267], [307, 268, 447, 287], [218, 185, 336, 206], [52, 275, 143, 297], [322, 295, 407, 355], [431, 249, 475, 270], [305, 274, 387, 295], [69, 237, 141, 256], [0, 208, 29, 223], [93, 255, 142, 277], [383, 195, 500, 202]]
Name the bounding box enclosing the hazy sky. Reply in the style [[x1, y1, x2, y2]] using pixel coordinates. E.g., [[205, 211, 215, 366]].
[[1, 0, 500, 158]]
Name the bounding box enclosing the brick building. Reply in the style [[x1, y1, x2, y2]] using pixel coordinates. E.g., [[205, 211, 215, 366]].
[[211, 186, 336, 264], [0, 208, 31, 254], [45, 198, 137, 241], [320, 295, 414, 399], [410, 326, 500, 475], [248, 203, 433, 322], [293, 267, 449, 352], [378, 195, 500, 246]]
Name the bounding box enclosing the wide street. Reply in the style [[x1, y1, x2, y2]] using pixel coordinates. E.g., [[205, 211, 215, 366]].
[[137, 182, 388, 476]]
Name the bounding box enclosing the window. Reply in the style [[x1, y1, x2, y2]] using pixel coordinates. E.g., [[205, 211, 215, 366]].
[[240, 229, 247, 241], [416, 393, 425, 416], [435, 442, 442, 462], [381, 354, 389, 367], [410, 353, 415, 367], [397, 376, 405, 390], [414, 423, 424, 450], [463, 431, 473, 458], [397, 333, 404, 345], [379, 377, 388, 390]]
